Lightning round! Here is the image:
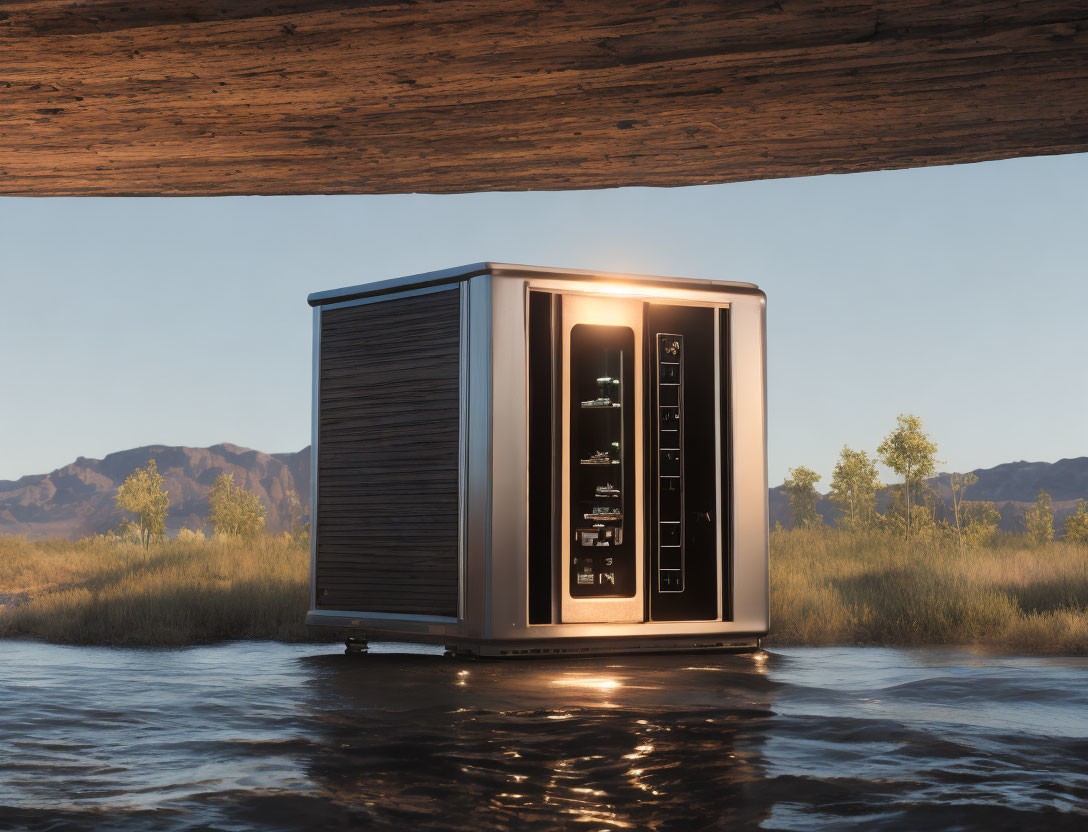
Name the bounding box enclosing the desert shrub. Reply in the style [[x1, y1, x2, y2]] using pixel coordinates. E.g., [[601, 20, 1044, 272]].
[[768, 526, 1088, 652]]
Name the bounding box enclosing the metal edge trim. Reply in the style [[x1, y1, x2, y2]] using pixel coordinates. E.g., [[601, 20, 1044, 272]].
[[308, 610, 459, 625], [760, 298, 770, 631], [309, 263, 764, 308], [713, 310, 723, 620], [307, 263, 490, 307], [482, 276, 494, 639], [309, 306, 320, 614], [320, 282, 458, 311], [521, 281, 531, 628], [488, 264, 764, 295]]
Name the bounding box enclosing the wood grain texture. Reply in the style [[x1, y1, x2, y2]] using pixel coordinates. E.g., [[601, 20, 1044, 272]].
[[2, 1, 1086, 195], [316, 288, 460, 616]]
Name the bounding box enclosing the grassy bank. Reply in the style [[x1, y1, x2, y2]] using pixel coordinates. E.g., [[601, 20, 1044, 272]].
[[767, 527, 1088, 652], [0, 534, 335, 646], [2, 531, 1087, 650]]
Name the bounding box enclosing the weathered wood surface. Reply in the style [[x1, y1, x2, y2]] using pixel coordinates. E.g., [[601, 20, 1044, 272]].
[[2, 1, 1087, 196], [316, 288, 461, 616]]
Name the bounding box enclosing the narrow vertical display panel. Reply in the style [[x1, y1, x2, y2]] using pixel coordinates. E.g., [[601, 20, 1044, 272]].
[[646, 304, 719, 621], [655, 332, 685, 593], [568, 324, 636, 599], [527, 291, 554, 624]]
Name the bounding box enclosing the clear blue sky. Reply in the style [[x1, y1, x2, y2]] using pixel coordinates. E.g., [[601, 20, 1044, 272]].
[[2, 153, 1086, 486]]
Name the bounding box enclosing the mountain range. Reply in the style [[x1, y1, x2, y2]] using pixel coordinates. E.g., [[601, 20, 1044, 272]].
[[1, 443, 1086, 540], [0, 444, 309, 540]]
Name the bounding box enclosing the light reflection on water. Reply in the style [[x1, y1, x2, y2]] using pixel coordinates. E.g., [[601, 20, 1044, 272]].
[[0, 641, 1085, 830]]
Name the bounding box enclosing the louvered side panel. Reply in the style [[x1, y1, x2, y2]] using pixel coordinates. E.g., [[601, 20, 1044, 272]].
[[316, 289, 461, 617]]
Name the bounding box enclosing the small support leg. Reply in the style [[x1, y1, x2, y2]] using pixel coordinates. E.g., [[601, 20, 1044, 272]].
[[345, 636, 368, 655]]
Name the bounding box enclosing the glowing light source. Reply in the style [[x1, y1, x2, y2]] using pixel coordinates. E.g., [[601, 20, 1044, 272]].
[[589, 281, 644, 298]]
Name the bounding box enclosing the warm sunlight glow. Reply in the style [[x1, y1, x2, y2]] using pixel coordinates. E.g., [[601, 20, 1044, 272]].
[[589, 281, 644, 297]]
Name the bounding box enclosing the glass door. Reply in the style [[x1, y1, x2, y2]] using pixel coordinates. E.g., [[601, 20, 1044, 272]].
[[568, 324, 636, 598]]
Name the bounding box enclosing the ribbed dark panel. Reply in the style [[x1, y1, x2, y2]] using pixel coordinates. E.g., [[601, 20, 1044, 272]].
[[527, 291, 554, 625], [316, 288, 460, 616]]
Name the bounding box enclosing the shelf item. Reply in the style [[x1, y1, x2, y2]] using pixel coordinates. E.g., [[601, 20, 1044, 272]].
[[580, 452, 619, 465], [584, 507, 622, 521]]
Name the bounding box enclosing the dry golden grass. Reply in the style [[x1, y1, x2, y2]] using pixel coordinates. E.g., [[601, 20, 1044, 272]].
[[3, 530, 1087, 651], [767, 527, 1088, 652], [0, 534, 336, 646]]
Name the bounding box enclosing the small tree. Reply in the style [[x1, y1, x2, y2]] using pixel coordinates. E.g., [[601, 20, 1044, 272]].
[[877, 414, 939, 540], [1064, 501, 1088, 545], [782, 466, 822, 528], [115, 459, 169, 549], [1024, 490, 1054, 546], [208, 472, 267, 537], [284, 488, 309, 544], [829, 446, 882, 530], [948, 472, 979, 551], [962, 501, 1002, 548]]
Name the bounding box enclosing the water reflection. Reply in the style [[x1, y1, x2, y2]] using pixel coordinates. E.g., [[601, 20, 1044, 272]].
[[299, 650, 777, 830], [0, 642, 1086, 830]]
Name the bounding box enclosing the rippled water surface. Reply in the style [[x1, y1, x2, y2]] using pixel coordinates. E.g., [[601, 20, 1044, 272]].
[[1, 641, 1086, 830]]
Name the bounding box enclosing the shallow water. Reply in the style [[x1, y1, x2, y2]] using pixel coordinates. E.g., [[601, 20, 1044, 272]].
[[0, 642, 1085, 831]]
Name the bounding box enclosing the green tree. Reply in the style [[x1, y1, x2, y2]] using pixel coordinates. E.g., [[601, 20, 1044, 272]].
[[948, 472, 979, 551], [961, 501, 1001, 548], [1064, 500, 1088, 545], [782, 466, 822, 528], [877, 414, 939, 540], [208, 472, 267, 537], [115, 459, 169, 549], [829, 446, 882, 530], [1024, 489, 1054, 546]]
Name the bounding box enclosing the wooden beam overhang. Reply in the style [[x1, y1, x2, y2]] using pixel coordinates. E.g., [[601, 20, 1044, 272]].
[[2, 1, 1087, 196]]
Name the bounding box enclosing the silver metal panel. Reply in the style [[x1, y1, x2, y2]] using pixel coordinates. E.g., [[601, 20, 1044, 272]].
[[487, 277, 531, 635], [462, 274, 493, 640], [727, 295, 770, 634]]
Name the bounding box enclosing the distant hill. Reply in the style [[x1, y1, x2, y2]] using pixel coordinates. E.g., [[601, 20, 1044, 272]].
[[3, 445, 1086, 540], [0, 444, 309, 540], [770, 457, 1088, 533]]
